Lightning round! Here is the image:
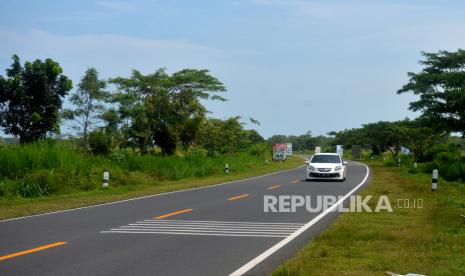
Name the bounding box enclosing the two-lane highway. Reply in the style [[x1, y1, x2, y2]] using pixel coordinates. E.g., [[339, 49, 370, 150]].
[[0, 161, 370, 275]]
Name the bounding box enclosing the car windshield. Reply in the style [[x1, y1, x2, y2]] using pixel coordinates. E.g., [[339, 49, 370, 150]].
[[311, 155, 341, 163]]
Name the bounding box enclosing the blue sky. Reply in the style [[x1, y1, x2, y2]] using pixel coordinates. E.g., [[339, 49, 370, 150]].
[[2, 0, 465, 138]]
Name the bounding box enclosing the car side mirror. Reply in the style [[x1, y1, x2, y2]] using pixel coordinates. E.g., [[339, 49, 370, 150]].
[[343, 161, 348, 165]]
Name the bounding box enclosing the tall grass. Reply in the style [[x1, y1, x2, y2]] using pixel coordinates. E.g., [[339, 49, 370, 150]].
[[0, 141, 271, 198]]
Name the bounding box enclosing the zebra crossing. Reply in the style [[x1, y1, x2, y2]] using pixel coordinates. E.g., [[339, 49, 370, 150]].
[[101, 219, 305, 238]]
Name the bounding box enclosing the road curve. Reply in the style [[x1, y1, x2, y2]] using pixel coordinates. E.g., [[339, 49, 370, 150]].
[[0, 161, 370, 276]]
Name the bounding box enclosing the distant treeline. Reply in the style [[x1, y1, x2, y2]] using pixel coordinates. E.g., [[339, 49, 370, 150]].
[[267, 132, 334, 152], [0, 55, 270, 156]]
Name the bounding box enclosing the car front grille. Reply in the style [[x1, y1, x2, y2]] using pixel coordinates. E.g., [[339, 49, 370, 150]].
[[310, 172, 340, 178]]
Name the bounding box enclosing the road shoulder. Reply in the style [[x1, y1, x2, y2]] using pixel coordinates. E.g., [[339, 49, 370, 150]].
[[272, 161, 465, 275]]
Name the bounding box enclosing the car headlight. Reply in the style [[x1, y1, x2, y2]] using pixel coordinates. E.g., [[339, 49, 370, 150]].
[[335, 165, 342, 171], [307, 165, 316, 171]]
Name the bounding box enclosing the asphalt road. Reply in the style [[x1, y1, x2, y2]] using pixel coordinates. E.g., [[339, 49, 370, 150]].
[[0, 161, 370, 276]]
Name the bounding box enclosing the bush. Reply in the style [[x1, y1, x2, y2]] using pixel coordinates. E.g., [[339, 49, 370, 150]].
[[109, 148, 134, 162], [247, 143, 269, 157], [0, 142, 274, 198], [89, 130, 112, 155], [383, 158, 398, 167], [186, 146, 208, 157]]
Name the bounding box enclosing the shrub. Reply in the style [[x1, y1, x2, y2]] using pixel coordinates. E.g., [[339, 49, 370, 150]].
[[383, 158, 398, 167], [247, 143, 269, 157], [186, 146, 208, 157], [109, 148, 134, 162], [89, 130, 112, 155], [0, 141, 278, 199]]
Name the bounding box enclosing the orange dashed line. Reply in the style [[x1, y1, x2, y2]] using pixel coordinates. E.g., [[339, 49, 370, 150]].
[[268, 185, 281, 190], [154, 208, 193, 220], [227, 194, 250, 201], [0, 242, 67, 261], [291, 179, 300, 183]]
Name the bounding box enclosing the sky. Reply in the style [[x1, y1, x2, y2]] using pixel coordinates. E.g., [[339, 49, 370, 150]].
[[1, 0, 465, 138]]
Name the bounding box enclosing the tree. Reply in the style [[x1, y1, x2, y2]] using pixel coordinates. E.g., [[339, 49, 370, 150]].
[[196, 117, 263, 154], [110, 68, 226, 155], [62, 68, 107, 154], [88, 129, 111, 155], [0, 55, 72, 143], [398, 49, 465, 135], [330, 121, 408, 157], [397, 118, 445, 162]]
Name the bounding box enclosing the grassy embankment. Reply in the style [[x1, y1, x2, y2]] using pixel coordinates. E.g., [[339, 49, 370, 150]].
[[274, 161, 465, 276], [0, 142, 303, 220]]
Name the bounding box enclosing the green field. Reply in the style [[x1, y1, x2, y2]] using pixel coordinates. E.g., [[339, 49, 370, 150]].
[[0, 141, 303, 219], [274, 161, 465, 276]]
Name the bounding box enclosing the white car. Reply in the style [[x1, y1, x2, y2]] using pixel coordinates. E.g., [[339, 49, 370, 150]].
[[305, 153, 347, 181]]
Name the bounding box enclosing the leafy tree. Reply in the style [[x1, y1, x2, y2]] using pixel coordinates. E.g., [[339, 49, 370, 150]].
[[330, 121, 408, 157], [62, 68, 107, 153], [398, 49, 465, 135], [196, 117, 264, 154], [268, 135, 288, 145], [110, 68, 226, 155], [397, 118, 445, 162], [88, 129, 111, 155], [0, 55, 72, 143], [100, 108, 121, 134]]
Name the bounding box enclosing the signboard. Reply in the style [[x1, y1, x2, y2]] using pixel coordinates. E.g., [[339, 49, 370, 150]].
[[286, 143, 293, 156], [336, 145, 343, 156], [315, 146, 321, 154], [273, 144, 287, 161], [273, 143, 287, 150]]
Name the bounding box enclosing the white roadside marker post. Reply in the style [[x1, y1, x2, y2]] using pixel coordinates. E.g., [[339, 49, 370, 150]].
[[432, 169, 438, 192], [224, 163, 229, 174], [265, 160, 269, 166], [103, 169, 109, 188], [414, 162, 418, 168]]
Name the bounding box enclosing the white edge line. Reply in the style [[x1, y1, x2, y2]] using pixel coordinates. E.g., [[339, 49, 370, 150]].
[[228, 161, 370, 276], [0, 165, 305, 223]]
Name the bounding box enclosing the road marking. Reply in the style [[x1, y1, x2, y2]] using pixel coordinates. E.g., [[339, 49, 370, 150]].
[[123, 225, 299, 231], [132, 223, 299, 229], [267, 185, 281, 190], [227, 194, 249, 201], [101, 231, 288, 238], [101, 219, 303, 238], [0, 242, 67, 261], [229, 161, 370, 276], [154, 208, 193, 220], [141, 219, 304, 225], [113, 228, 293, 234], [1, 165, 305, 223], [291, 179, 300, 183]]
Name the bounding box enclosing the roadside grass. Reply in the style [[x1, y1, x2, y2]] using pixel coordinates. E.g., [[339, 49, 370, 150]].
[[0, 153, 303, 220], [273, 161, 465, 276]]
